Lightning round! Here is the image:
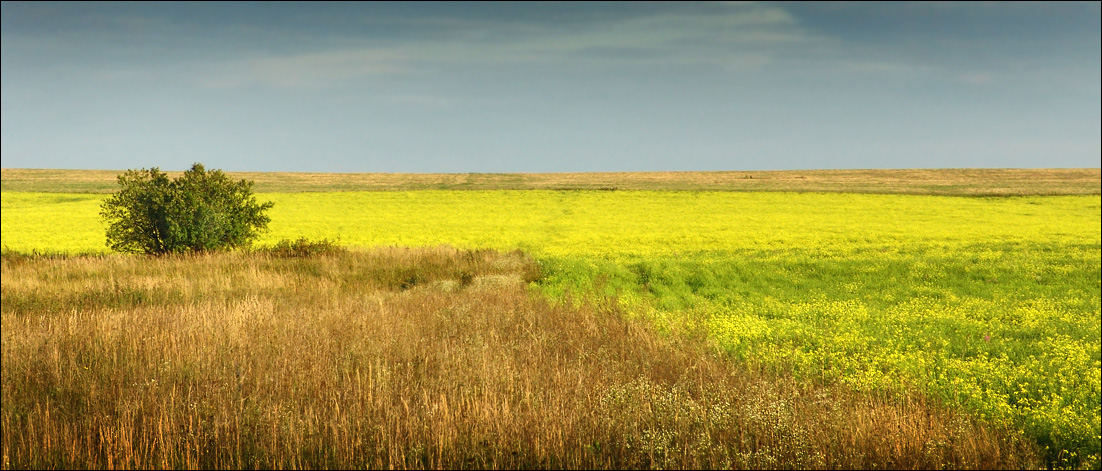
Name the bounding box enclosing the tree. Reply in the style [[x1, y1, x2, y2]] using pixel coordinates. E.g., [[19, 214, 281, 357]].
[[101, 163, 274, 254]]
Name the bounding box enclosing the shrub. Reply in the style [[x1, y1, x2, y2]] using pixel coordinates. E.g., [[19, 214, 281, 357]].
[[100, 163, 274, 255], [264, 238, 345, 257]]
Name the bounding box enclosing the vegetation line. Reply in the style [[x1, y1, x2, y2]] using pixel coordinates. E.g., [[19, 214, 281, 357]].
[[3, 167, 1099, 195]]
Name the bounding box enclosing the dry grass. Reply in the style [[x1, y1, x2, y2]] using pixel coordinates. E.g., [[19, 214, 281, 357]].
[[2, 249, 1039, 469], [3, 167, 1098, 195]]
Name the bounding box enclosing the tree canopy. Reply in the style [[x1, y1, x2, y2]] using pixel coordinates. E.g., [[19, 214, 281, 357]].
[[100, 163, 273, 254]]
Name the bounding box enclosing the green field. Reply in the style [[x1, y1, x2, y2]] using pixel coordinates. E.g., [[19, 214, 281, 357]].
[[2, 170, 1100, 468]]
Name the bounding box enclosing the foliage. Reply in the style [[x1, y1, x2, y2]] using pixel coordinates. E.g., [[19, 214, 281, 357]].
[[263, 237, 345, 257], [99, 163, 273, 254]]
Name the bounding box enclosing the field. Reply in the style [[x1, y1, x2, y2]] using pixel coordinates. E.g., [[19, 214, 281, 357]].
[[3, 167, 1100, 194], [2, 168, 1100, 469]]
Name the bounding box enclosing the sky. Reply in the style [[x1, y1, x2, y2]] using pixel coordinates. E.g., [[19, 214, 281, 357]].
[[2, 1, 1099, 173]]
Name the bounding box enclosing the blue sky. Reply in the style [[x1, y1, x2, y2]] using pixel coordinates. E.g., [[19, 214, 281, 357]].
[[2, 1, 1099, 172]]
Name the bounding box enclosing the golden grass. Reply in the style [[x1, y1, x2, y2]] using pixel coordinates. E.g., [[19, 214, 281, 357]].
[[2, 249, 1039, 469], [3, 167, 1099, 195]]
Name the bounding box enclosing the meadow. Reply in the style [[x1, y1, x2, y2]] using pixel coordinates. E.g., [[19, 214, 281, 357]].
[[3, 248, 1044, 469], [2, 169, 1100, 469]]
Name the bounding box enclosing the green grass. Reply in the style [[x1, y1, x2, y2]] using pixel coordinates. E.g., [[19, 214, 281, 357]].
[[539, 243, 1101, 467], [2, 188, 1099, 467]]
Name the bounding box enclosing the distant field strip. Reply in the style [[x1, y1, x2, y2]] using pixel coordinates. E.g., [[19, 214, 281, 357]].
[[2, 189, 1100, 466], [3, 167, 1100, 194]]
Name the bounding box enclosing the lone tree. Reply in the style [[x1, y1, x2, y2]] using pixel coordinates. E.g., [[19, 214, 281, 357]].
[[101, 163, 274, 254]]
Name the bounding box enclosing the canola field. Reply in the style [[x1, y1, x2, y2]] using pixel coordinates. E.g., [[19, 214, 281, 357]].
[[2, 189, 1100, 466]]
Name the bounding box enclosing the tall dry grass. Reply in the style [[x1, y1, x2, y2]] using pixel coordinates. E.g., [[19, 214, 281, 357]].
[[1, 248, 1039, 469]]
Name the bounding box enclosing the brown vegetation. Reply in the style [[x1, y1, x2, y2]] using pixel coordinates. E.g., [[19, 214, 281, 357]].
[[3, 167, 1099, 195], [1, 248, 1039, 469]]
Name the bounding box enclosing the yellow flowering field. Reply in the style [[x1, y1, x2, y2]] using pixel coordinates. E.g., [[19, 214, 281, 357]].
[[3, 191, 1097, 255], [2, 189, 1099, 467]]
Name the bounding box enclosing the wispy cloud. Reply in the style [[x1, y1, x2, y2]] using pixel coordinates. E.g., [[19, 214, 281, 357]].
[[496, 4, 809, 63], [956, 72, 994, 86], [3, 2, 1097, 172], [375, 93, 459, 109], [198, 49, 409, 89], [190, 2, 816, 89]]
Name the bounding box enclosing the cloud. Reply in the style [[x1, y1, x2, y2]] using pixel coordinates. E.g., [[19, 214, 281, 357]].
[[12, 2, 1091, 96], [186, 1, 815, 89], [198, 49, 409, 89], [375, 93, 458, 109], [502, 6, 805, 57], [957, 72, 994, 86], [840, 60, 933, 76]]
